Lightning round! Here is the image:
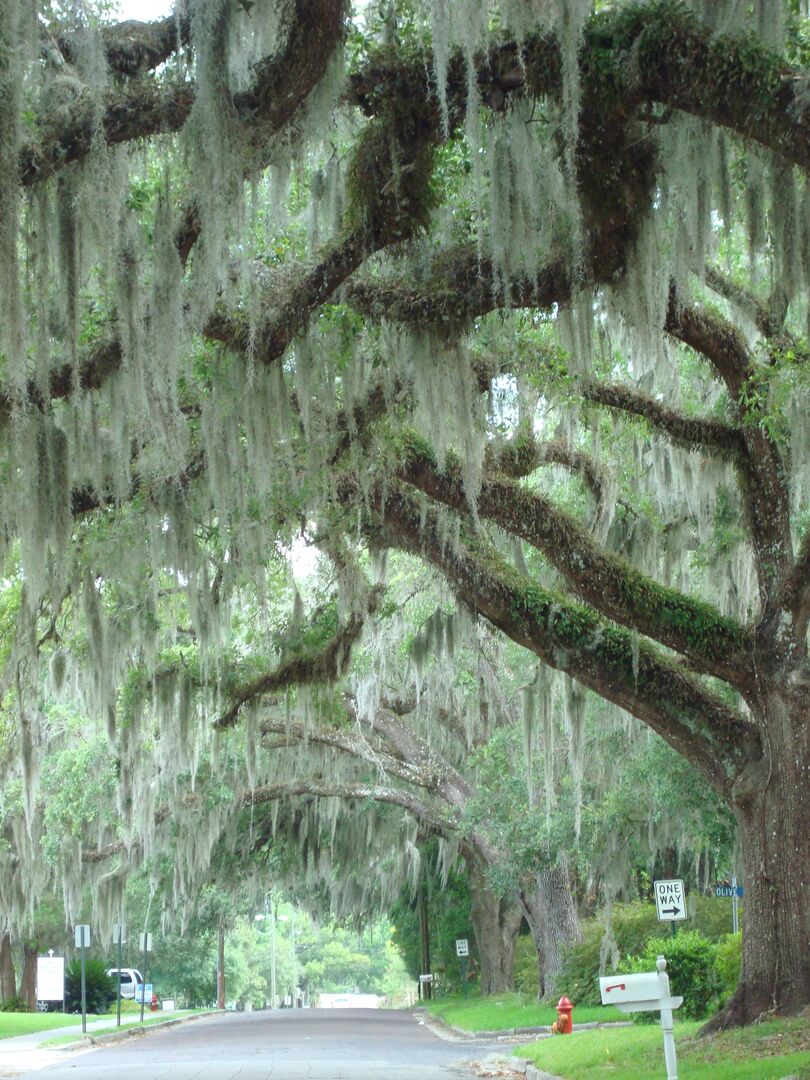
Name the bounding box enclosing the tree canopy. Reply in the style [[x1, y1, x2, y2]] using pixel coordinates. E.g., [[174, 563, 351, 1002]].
[[0, 0, 808, 1030]]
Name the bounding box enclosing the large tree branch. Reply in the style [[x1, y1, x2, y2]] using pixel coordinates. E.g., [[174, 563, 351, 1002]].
[[53, 12, 191, 77], [366, 480, 758, 800], [21, 0, 347, 187], [213, 603, 373, 731], [582, 380, 745, 458], [397, 438, 751, 689]]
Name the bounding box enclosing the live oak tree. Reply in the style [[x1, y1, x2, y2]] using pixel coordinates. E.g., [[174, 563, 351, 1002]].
[[0, 0, 809, 1030]]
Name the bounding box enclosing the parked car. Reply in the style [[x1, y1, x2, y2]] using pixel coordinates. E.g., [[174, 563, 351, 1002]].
[[105, 967, 144, 1000]]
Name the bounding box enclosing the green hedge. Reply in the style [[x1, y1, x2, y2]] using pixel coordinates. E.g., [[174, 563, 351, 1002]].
[[626, 930, 720, 1019], [547, 900, 742, 1011]]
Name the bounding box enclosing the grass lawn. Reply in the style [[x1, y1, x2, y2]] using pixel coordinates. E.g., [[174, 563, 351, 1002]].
[[0, 1013, 83, 1039], [423, 992, 624, 1031], [516, 1013, 810, 1079], [39, 1011, 198, 1047]]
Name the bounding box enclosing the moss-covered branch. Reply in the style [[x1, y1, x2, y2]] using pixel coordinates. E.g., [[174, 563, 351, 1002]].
[[582, 379, 745, 457], [397, 436, 751, 688], [367, 479, 757, 799], [214, 602, 373, 731]]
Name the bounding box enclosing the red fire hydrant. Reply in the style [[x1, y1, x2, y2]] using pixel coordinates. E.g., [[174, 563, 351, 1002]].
[[555, 995, 573, 1034]]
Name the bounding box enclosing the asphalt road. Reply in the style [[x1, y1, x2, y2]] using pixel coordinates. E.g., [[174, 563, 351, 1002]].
[[20, 1008, 516, 1080]]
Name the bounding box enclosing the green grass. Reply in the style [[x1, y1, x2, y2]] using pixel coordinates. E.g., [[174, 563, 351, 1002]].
[[39, 1011, 196, 1047], [516, 1013, 810, 1079], [423, 992, 624, 1031], [0, 1012, 84, 1039]]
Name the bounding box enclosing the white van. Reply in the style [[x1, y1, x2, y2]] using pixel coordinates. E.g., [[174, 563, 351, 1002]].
[[106, 968, 144, 999]]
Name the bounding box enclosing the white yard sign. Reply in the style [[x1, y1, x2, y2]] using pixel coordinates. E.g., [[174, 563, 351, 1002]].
[[654, 879, 686, 921], [36, 956, 65, 1002]]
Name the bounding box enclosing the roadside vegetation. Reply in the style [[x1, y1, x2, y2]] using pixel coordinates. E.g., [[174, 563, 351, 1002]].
[[515, 1013, 810, 1079], [424, 992, 623, 1031]]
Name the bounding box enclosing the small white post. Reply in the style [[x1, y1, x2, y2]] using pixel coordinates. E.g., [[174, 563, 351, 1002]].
[[656, 956, 678, 1080]]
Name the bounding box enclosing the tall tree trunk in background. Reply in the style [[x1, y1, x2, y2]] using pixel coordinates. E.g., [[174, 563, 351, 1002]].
[[520, 862, 582, 1000], [217, 921, 225, 1010], [467, 858, 522, 993], [704, 695, 810, 1031], [20, 944, 37, 1010], [0, 932, 15, 1001]]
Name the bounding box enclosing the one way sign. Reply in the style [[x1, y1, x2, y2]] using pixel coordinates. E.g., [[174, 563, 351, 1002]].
[[654, 879, 687, 922]]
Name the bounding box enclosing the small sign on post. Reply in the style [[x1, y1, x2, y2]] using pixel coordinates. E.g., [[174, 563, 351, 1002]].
[[455, 939, 469, 998], [715, 877, 743, 934], [139, 932, 153, 1023], [654, 879, 686, 932], [112, 924, 126, 1027], [74, 926, 90, 1034], [600, 956, 682, 1079]]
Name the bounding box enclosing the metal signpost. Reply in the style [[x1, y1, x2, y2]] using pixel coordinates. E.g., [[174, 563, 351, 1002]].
[[112, 924, 126, 1026], [139, 932, 152, 1023], [715, 877, 743, 933], [653, 879, 687, 937], [455, 938, 469, 998], [600, 956, 683, 1079], [74, 925, 91, 1033]]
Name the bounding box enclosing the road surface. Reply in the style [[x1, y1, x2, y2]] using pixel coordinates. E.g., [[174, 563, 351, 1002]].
[[13, 1008, 518, 1080]]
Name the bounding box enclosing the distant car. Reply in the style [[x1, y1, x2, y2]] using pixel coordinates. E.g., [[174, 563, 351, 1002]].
[[106, 967, 144, 1000]]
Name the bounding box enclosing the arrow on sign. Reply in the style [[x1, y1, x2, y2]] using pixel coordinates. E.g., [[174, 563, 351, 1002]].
[[660, 906, 681, 916]]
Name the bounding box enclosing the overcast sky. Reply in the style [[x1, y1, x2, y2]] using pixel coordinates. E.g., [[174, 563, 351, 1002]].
[[116, 0, 173, 19]]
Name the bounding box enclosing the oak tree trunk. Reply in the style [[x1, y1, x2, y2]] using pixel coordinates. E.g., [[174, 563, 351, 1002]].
[[520, 862, 582, 1000], [20, 943, 38, 1010], [704, 691, 810, 1031], [0, 932, 16, 1001], [467, 860, 522, 993]]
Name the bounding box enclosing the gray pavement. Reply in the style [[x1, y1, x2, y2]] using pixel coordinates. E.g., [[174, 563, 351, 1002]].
[[1, 1008, 521, 1080]]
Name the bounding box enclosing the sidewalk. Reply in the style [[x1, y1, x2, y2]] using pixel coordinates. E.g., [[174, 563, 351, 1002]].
[[0, 1012, 206, 1077]]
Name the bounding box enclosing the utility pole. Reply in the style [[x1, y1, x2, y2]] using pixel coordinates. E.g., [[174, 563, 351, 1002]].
[[419, 889, 431, 1002]]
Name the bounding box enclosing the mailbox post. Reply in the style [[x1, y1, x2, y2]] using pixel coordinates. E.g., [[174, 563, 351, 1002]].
[[600, 956, 683, 1080]]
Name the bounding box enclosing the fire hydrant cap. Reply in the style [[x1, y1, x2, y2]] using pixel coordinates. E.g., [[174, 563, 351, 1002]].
[[557, 996, 573, 1011]]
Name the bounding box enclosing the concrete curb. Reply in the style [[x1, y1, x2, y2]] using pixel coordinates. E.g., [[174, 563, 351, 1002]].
[[44, 1009, 216, 1052], [429, 1013, 631, 1041]]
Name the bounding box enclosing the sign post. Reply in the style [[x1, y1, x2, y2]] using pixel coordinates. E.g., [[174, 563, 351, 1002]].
[[139, 932, 152, 1023], [112, 924, 126, 1027], [600, 956, 683, 1079], [455, 939, 469, 998], [654, 879, 686, 937], [74, 925, 91, 1034], [714, 879, 743, 933]]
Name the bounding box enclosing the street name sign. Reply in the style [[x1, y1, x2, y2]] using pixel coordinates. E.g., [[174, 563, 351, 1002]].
[[455, 939, 469, 957], [74, 924, 91, 948], [654, 879, 686, 922], [715, 885, 744, 898]]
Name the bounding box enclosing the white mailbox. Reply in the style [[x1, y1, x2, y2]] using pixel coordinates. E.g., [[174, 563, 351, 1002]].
[[599, 970, 683, 1013], [599, 957, 682, 1080]]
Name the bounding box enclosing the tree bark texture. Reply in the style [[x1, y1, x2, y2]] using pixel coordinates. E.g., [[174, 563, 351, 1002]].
[[467, 860, 523, 994], [20, 944, 37, 1010], [0, 932, 15, 1001], [520, 863, 582, 1001], [705, 691, 810, 1029]]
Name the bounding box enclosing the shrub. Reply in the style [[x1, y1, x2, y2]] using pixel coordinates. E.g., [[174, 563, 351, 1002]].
[[1, 994, 31, 1012], [65, 958, 115, 1014], [714, 932, 742, 1000], [626, 930, 720, 1020]]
